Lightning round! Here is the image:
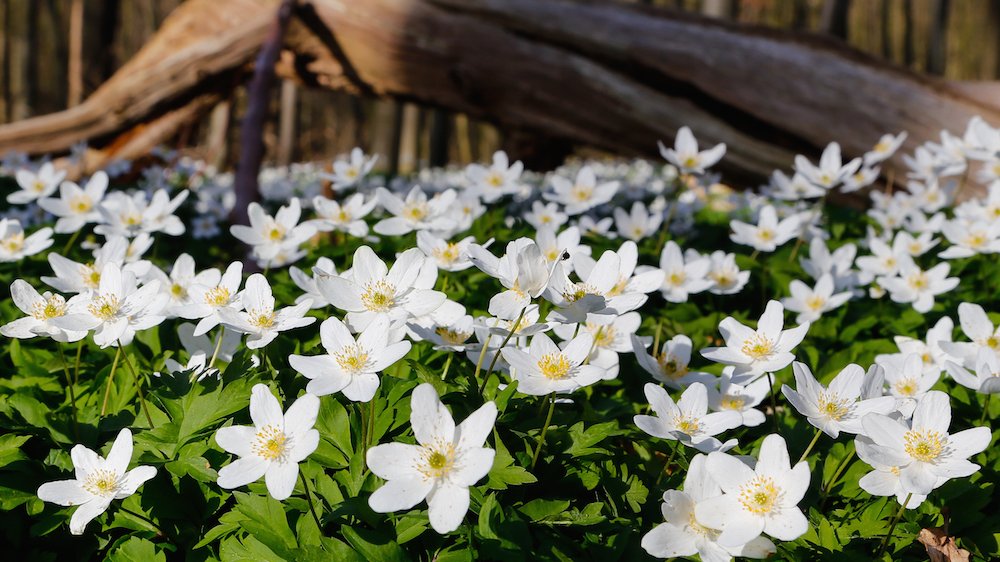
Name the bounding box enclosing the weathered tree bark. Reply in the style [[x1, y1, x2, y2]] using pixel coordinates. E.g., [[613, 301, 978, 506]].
[[0, 0, 999, 200]]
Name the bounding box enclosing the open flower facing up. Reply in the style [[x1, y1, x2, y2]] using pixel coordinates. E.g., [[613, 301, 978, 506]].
[[657, 241, 712, 303], [217, 274, 314, 349], [95, 189, 188, 239], [706, 370, 770, 429], [465, 150, 523, 203], [551, 312, 640, 379], [695, 434, 810, 547], [938, 218, 1000, 259], [42, 237, 130, 296], [230, 199, 316, 265], [10, 161, 66, 204], [658, 126, 726, 175], [523, 201, 568, 231], [794, 142, 862, 191], [634, 382, 741, 453], [181, 261, 245, 336], [544, 166, 619, 216], [501, 332, 604, 396], [642, 454, 776, 562], [367, 383, 497, 534], [729, 205, 802, 253], [1, 280, 88, 343], [782, 362, 896, 438], [877, 255, 958, 313], [864, 132, 908, 166], [309, 193, 376, 238], [318, 246, 446, 331], [0, 218, 53, 262], [416, 231, 483, 272], [614, 201, 663, 241], [289, 316, 410, 402], [149, 253, 221, 319], [706, 251, 751, 295], [859, 390, 991, 496], [781, 273, 853, 324], [701, 300, 810, 382], [38, 171, 108, 233], [632, 334, 710, 389], [374, 186, 458, 236], [37, 428, 156, 535], [323, 147, 377, 188], [216, 384, 320, 500], [878, 353, 940, 417]]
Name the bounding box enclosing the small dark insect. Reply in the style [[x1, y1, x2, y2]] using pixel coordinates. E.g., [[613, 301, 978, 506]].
[[561, 250, 571, 261]]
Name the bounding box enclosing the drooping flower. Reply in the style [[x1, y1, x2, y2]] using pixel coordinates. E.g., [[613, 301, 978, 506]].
[[467, 239, 557, 320], [216, 385, 319, 500], [367, 383, 497, 534], [37, 428, 157, 535]]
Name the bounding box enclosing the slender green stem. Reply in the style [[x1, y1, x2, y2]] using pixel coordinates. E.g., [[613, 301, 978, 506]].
[[73, 339, 83, 384], [439, 274, 449, 295], [480, 306, 527, 395], [208, 326, 226, 370], [766, 372, 782, 436], [655, 441, 679, 487], [796, 427, 823, 465], [822, 444, 856, 496], [440, 353, 453, 381], [980, 393, 992, 425], [876, 492, 912, 558], [530, 394, 556, 469], [299, 472, 323, 532], [118, 341, 154, 428], [61, 229, 81, 255], [100, 347, 122, 417], [58, 343, 79, 440]]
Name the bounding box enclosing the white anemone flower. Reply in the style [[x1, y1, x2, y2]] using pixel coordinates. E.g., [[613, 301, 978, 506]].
[[696, 434, 810, 547], [523, 201, 568, 231], [38, 171, 108, 233], [289, 257, 340, 309], [289, 316, 411, 402], [467, 239, 557, 320], [781, 362, 896, 438], [465, 150, 523, 203], [230, 199, 316, 263], [701, 300, 810, 383], [657, 242, 712, 303], [614, 201, 662, 241], [367, 383, 497, 534], [216, 384, 320, 500], [877, 255, 958, 313], [501, 332, 604, 396], [939, 302, 1000, 368], [10, 162, 66, 204], [781, 273, 853, 324], [945, 348, 1000, 395], [309, 193, 376, 238], [37, 428, 156, 535], [416, 231, 483, 272], [42, 237, 128, 295], [1, 280, 88, 343], [729, 205, 802, 253], [182, 261, 245, 336], [706, 370, 770, 429], [323, 147, 377, 188], [544, 166, 619, 216], [706, 251, 750, 295], [0, 219, 54, 262], [631, 334, 711, 389], [374, 186, 458, 236], [634, 383, 741, 453], [658, 126, 726, 175], [217, 273, 314, 349], [794, 141, 861, 191], [860, 390, 991, 496]]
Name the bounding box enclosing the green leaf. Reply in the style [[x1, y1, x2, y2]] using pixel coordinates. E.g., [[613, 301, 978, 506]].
[[0, 434, 30, 468], [233, 492, 298, 557], [107, 537, 166, 562]]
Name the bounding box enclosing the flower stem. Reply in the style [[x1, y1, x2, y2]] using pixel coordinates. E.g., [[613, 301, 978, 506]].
[[61, 229, 81, 255], [58, 343, 79, 440], [796, 427, 822, 465], [655, 441, 679, 487], [73, 339, 83, 384], [530, 393, 556, 470], [766, 372, 782, 436], [208, 326, 226, 370], [480, 306, 527, 395], [299, 471, 323, 532], [820, 443, 856, 508], [980, 393, 992, 425], [100, 347, 122, 418], [876, 492, 912, 558], [440, 353, 453, 381], [118, 341, 154, 428]]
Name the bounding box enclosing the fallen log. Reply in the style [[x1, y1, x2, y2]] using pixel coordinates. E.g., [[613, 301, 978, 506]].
[[0, 0, 998, 199]]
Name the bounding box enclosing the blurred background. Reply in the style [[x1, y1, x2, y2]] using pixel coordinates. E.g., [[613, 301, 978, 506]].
[[0, 0, 998, 175]]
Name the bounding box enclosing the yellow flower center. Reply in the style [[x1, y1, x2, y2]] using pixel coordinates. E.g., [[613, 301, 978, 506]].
[[253, 425, 288, 461], [361, 280, 396, 312], [720, 395, 746, 410], [570, 185, 593, 202], [538, 353, 572, 380], [673, 414, 701, 435], [417, 440, 456, 480], [170, 283, 186, 299], [967, 233, 987, 248], [817, 392, 850, 421], [683, 156, 699, 169], [907, 272, 929, 291], [487, 172, 504, 187], [589, 324, 615, 348], [893, 378, 918, 397], [31, 295, 68, 320], [71, 195, 92, 213], [2, 233, 24, 253], [805, 295, 826, 311], [403, 203, 427, 221], [83, 265, 101, 289], [657, 353, 688, 380], [267, 225, 285, 242], [336, 209, 351, 223], [205, 286, 231, 307], [32, 180, 47, 193], [82, 469, 119, 496], [433, 243, 461, 264], [909, 242, 922, 254], [435, 327, 470, 345], [563, 283, 598, 303], [248, 308, 276, 329], [686, 512, 720, 539], [668, 271, 686, 287], [741, 334, 775, 360], [88, 295, 121, 320], [334, 343, 370, 373], [903, 429, 945, 462], [738, 476, 780, 515], [757, 228, 775, 242]]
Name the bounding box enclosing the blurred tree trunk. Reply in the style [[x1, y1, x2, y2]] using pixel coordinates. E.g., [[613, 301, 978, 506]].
[[926, 0, 950, 76], [820, 0, 850, 39], [68, 0, 84, 107], [7, 0, 34, 120]]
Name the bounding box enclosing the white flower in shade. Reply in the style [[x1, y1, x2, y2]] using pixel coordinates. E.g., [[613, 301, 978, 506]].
[[149, 254, 221, 319], [945, 348, 1000, 395], [1, 280, 88, 343], [181, 261, 245, 336], [729, 205, 801, 253], [939, 302, 1000, 367], [876, 316, 953, 378], [523, 201, 568, 231], [632, 334, 710, 389], [706, 370, 770, 429], [642, 454, 776, 562], [781, 362, 896, 438], [374, 186, 458, 236], [696, 434, 810, 547], [658, 126, 726, 175], [230, 199, 316, 263], [216, 384, 320, 500], [614, 201, 662, 241], [864, 132, 908, 166], [410, 313, 475, 352], [878, 354, 940, 417], [544, 166, 619, 216], [467, 239, 557, 320], [657, 242, 712, 303], [575, 214, 615, 238], [634, 383, 741, 453], [701, 300, 810, 382], [323, 147, 377, 188], [0, 219, 53, 262], [367, 383, 497, 534], [877, 256, 958, 313], [416, 231, 483, 272], [318, 246, 446, 331], [289, 316, 410, 402], [38, 171, 108, 233], [895, 230, 939, 257], [466, 150, 523, 203], [10, 162, 66, 204], [794, 142, 861, 191], [860, 390, 991, 496], [501, 332, 604, 396], [706, 251, 750, 295], [781, 273, 853, 324], [42, 237, 128, 295], [37, 428, 156, 535], [939, 218, 1000, 259], [217, 274, 314, 349], [309, 193, 376, 238], [799, 238, 858, 291], [840, 166, 880, 193], [54, 263, 167, 348]]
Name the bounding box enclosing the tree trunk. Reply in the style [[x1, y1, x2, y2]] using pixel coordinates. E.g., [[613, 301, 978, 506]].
[[0, 0, 999, 200]]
